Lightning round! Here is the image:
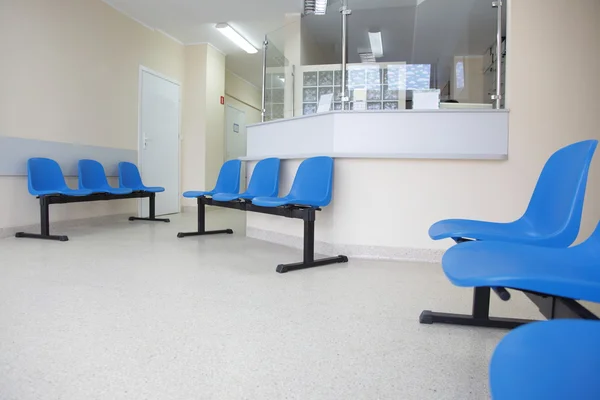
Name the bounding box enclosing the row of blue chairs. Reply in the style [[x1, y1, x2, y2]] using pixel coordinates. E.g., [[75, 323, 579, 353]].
[[181, 156, 334, 208], [16, 158, 169, 241], [423, 140, 600, 399], [178, 156, 348, 273]]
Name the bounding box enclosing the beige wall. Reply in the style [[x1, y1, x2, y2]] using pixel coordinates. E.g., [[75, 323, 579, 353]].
[[181, 45, 208, 205], [180, 44, 226, 206], [505, 0, 600, 243], [204, 46, 227, 190], [0, 0, 185, 230], [225, 70, 262, 125], [249, 0, 600, 256]]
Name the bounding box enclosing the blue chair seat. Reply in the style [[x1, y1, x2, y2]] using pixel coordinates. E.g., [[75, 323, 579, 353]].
[[118, 162, 165, 193], [429, 219, 541, 243], [182, 159, 242, 200], [429, 140, 598, 248], [90, 185, 133, 195], [490, 320, 600, 400], [441, 222, 600, 303], [183, 190, 214, 198], [35, 188, 94, 197], [212, 192, 254, 202], [252, 196, 318, 208], [133, 186, 164, 193]]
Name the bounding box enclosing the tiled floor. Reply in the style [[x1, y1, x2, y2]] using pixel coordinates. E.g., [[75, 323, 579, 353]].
[[0, 210, 544, 400]]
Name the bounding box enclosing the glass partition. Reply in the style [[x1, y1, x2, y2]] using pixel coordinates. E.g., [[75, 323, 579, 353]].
[[297, 1, 343, 115], [346, 0, 502, 110], [262, 0, 505, 117], [263, 19, 300, 122]]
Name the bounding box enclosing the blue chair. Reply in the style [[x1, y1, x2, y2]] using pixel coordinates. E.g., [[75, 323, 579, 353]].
[[15, 158, 94, 242], [177, 159, 242, 239], [442, 221, 600, 304], [183, 159, 241, 199], [118, 162, 165, 193], [253, 156, 334, 208], [490, 320, 600, 400], [421, 140, 598, 329], [118, 162, 169, 223], [212, 158, 280, 202], [177, 156, 348, 274], [26, 158, 93, 197], [78, 159, 132, 195], [429, 140, 598, 247]]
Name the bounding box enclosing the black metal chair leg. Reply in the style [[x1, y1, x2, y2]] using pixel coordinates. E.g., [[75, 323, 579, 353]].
[[177, 197, 233, 238], [276, 210, 348, 273], [15, 196, 69, 241]]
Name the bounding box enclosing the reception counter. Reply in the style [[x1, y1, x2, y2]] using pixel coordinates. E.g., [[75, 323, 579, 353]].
[[243, 109, 509, 161], [243, 110, 510, 262]]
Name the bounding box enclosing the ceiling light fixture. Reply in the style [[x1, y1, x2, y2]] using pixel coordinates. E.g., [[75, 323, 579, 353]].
[[215, 23, 258, 54], [368, 31, 384, 58], [304, 0, 328, 15]]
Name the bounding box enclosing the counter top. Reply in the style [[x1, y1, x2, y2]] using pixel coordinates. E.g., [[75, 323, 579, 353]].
[[248, 109, 510, 128], [240, 152, 507, 161]]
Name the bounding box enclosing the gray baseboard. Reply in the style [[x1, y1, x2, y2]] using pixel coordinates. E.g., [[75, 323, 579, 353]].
[[246, 227, 444, 263], [0, 213, 131, 239]]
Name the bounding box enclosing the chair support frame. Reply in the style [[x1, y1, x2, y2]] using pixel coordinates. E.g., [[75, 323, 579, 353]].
[[177, 197, 349, 273], [419, 238, 599, 329], [15, 192, 169, 242]]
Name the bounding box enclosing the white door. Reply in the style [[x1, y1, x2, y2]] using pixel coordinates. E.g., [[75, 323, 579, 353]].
[[139, 69, 180, 217], [225, 105, 247, 160]]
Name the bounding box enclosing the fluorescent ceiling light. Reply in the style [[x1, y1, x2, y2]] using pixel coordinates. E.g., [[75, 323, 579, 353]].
[[304, 0, 328, 15], [215, 23, 257, 54], [368, 31, 384, 58]]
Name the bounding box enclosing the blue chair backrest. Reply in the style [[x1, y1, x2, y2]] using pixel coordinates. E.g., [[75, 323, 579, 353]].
[[288, 156, 334, 207], [214, 159, 242, 193], [521, 139, 598, 247], [119, 162, 143, 188], [79, 159, 109, 189], [246, 158, 280, 197], [27, 158, 68, 194]]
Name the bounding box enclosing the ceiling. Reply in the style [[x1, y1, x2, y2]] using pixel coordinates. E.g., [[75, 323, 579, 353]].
[[102, 0, 303, 87], [103, 0, 506, 88]]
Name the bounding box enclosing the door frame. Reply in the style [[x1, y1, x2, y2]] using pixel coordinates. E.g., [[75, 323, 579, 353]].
[[137, 65, 182, 216]]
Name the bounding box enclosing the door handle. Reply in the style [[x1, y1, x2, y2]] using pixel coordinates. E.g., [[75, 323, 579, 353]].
[[143, 135, 152, 149]]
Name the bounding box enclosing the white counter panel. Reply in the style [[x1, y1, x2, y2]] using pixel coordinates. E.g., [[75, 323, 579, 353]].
[[246, 110, 509, 161]]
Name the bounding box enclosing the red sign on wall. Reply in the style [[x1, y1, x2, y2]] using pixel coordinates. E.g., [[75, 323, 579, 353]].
[[220, 96, 225, 105]]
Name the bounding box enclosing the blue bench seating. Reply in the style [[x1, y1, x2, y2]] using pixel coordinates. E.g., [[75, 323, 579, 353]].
[[442, 233, 600, 397], [429, 140, 598, 247], [178, 156, 348, 273], [118, 162, 170, 223], [79, 159, 132, 195], [421, 140, 598, 329], [119, 162, 166, 193], [490, 320, 600, 400], [15, 158, 170, 242], [182, 159, 241, 199], [212, 157, 280, 202]]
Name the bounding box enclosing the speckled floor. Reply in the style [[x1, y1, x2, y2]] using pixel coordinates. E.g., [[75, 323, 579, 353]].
[[0, 210, 543, 400]]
